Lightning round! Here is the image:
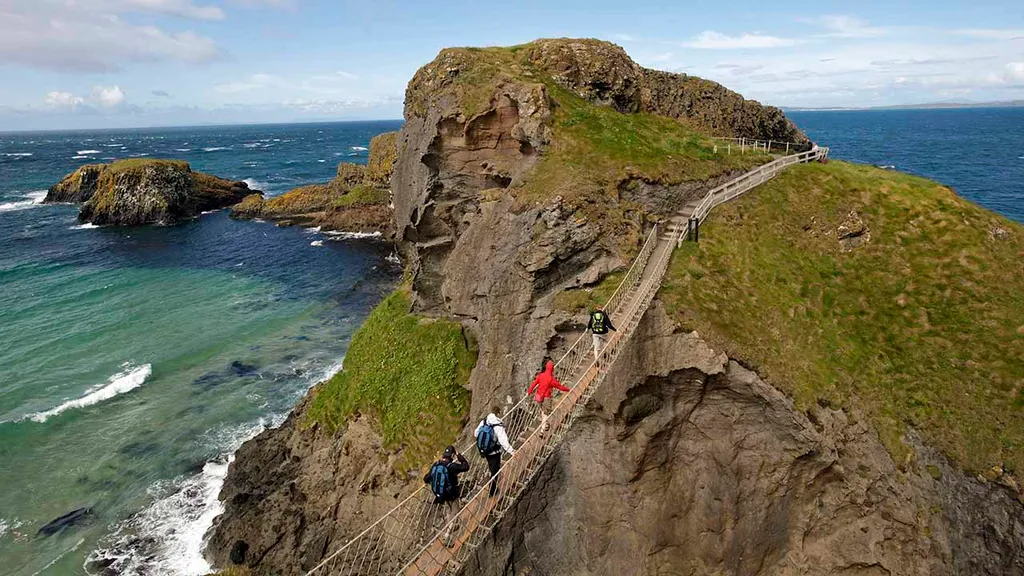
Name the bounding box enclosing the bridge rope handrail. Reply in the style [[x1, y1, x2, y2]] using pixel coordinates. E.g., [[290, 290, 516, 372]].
[[304, 144, 829, 576]]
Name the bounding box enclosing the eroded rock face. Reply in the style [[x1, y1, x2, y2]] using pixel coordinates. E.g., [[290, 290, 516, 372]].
[[461, 303, 1024, 576], [45, 164, 105, 203]]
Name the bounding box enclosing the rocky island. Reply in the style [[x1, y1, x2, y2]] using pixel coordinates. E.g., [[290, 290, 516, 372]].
[[46, 159, 258, 226], [230, 131, 397, 236], [204, 38, 1024, 575]]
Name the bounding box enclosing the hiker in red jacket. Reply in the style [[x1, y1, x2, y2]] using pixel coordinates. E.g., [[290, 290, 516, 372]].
[[528, 360, 568, 430]]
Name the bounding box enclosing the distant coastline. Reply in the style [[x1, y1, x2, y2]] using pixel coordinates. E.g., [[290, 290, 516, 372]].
[[785, 100, 1024, 112]]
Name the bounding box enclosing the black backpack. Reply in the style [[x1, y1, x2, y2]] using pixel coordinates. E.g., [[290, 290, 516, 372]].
[[477, 423, 498, 456], [429, 462, 452, 500]]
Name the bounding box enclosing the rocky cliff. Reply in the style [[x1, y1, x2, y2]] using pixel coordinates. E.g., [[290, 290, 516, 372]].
[[230, 132, 397, 236], [205, 38, 1021, 575], [460, 303, 1024, 575], [47, 159, 257, 226]]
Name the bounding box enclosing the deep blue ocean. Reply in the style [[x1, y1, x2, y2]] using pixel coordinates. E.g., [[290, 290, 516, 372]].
[[788, 107, 1024, 223], [0, 108, 1021, 575], [0, 121, 403, 575]]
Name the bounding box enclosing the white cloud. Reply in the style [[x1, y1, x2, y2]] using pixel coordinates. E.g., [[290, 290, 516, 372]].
[[805, 15, 888, 38], [1004, 62, 1024, 83], [953, 29, 1024, 40], [683, 31, 802, 50], [122, 0, 224, 20], [0, 2, 221, 72], [45, 92, 85, 109], [94, 86, 126, 107]]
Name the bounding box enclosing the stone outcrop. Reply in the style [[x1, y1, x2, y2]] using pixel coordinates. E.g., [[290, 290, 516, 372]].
[[46, 164, 105, 203], [230, 131, 397, 236], [47, 160, 257, 226], [461, 303, 1024, 576], [205, 38, 1022, 575]]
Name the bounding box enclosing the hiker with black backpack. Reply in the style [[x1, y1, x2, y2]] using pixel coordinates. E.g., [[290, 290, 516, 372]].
[[422, 446, 469, 547], [588, 305, 616, 365], [423, 446, 470, 504], [474, 407, 515, 497]]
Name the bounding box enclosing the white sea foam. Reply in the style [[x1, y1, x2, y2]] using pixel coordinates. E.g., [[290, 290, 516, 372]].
[[3, 152, 32, 157], [242, 178, 264, 191], [202, 147, 228, 152], [350, 145, 368, 151], [386, 252, 402, 265], [27, 363, 151, 423], [305, 225, 321, 233], [77, 149, 101, 155], [69, 223, 100, 230], [129, 153, 150, 158], [174, 148, 192, 152], [318, 159, 326, 163], [323, 230, 382, 240], [86, 419, 274, 576], [0, 191, 47, 213], [105, 144, 122, 147], [71, 155, 89, 159], [310, 240, 324, 247]]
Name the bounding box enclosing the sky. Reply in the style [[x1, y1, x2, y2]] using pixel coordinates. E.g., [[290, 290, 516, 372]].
[[1, 0, 1022, 130]]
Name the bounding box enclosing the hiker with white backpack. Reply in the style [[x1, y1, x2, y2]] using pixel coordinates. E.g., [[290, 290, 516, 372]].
[[474, 407, 515, 497]]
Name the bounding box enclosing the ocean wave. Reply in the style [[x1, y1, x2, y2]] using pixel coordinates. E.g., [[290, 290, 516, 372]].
[[105, 144, 123, 147], [0, 191, 47, 213], [310, 240, 324, 247], [69, 223, 101, 230], [77, 149, 101, 155], [305, 226, 321, 233], [202, 147, 228, 152], [86, 419, 273, 576], [386, 252, 402, 265], [350, 146, 368, 151], [323, 230, 382, 240], [27, 363, 152, 423], [174, 148, 191, 152], [242, 178, 264, 191], [71, 155, 89, 159], [3, 152, 32, 157]]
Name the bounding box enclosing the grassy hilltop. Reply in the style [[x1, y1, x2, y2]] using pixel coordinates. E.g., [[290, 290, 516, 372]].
[[661, 161, 1024, 475]]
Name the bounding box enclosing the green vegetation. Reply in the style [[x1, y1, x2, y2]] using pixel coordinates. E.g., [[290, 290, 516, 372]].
[[554, 270, 624, 313], [659, 160, 1024, 474], [364, 131, 398, 187], [106, 158, 189, 173], [308, 291, 477, 471], [333, 184, 389, 208], [517, 82, 769, 208]]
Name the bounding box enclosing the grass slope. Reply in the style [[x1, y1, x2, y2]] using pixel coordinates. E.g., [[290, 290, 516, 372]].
[[308, 291, 476, 470], [660, 160, 1024, 474]]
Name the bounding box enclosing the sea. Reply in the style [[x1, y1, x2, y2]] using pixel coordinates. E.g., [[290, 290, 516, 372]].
[[0, 108, 1021, 575], [788, 107, 1024, 223], [0, 120, 403, 575]]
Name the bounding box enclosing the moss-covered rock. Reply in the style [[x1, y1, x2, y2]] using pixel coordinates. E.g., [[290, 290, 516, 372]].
[[45, 164, 105, 203], [49, 159, 258, 226], [229, 131, 398, 236], [364, 131, 398, 187]]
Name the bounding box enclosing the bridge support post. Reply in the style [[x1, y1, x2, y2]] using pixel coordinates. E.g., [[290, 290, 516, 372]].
[[688, 217, 700, 243]]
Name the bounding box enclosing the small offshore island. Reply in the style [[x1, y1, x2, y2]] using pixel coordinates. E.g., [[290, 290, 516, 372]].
[[175, 38, 1023, 576]]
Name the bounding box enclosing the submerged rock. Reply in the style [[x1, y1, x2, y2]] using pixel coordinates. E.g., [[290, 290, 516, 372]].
[[48, 159, 259, 226], [37, 506, 94, 537]]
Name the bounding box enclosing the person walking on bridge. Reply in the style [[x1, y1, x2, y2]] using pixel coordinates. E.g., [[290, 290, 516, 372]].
[[424, 446, 469, 504], [423, 446, 470, 547], [588, 305, 616, 364], [528, 360, 568, 431], [475, 407, 515, 497]]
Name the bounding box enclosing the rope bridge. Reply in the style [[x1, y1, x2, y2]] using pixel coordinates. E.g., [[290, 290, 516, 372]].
[[305, 143, 829, 576]]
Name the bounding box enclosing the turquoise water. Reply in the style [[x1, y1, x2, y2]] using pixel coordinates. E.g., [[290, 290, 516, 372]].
[[0, 122, 402, 575]]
